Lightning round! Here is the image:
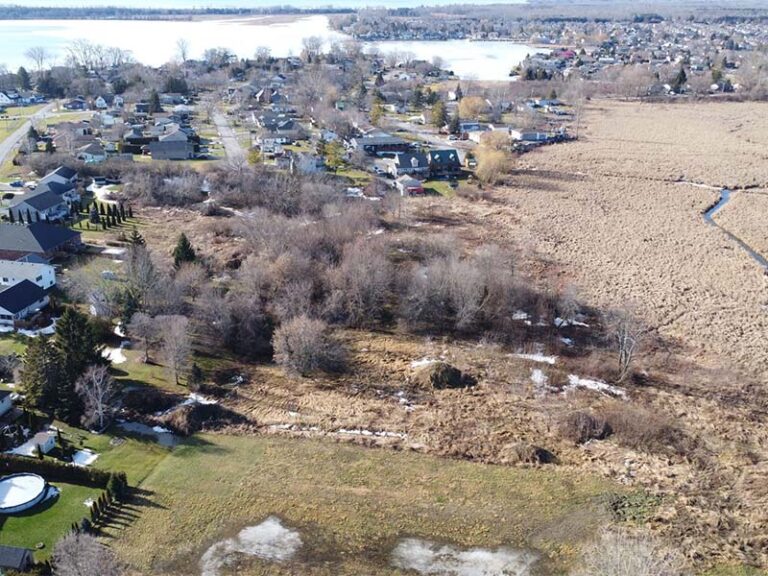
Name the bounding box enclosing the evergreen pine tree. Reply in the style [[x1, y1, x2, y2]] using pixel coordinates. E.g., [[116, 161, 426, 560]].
[[16, 66, 31, 90], [19, 336, 59, 412], [119, 203, 126, 220], [128, 227, 145, 246], [53, 307, 103, 424], [172, 233, 196, 268], [432, 100, 448, 128], [448, 112, 460, 135], [8, 210, 14, 224], [128, 206, 134, 218]]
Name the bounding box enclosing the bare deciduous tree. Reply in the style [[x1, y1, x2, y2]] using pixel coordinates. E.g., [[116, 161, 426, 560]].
[[53, 532, 123, 576], [159, 315, 191, 385], [25, 46, 49, 73], [176, 38, 190, 63], [128, 312, 160, 363], [76, 365, 120, 430], [605, 307, 648, 383]]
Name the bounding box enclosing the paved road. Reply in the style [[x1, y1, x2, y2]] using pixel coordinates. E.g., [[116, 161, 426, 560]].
[[212, 110, 245, 162], [0, 102, 57, 170]]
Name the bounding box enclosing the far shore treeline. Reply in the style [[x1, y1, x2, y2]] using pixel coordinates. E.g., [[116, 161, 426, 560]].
[[0, 5, 355, 21]]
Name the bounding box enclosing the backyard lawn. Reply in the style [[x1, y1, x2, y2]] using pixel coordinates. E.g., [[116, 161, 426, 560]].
[[0, 424, 171, 560]]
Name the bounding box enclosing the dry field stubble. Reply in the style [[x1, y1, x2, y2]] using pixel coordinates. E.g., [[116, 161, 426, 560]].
[[713, 189, 768, 257]]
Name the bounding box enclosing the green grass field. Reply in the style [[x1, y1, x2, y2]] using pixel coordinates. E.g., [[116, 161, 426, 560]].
[[112, 434, 617, 575], [0, 424, 171, 559]]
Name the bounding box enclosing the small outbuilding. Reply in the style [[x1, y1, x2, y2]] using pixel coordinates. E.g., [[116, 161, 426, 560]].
[[0, 544, 33, 572]]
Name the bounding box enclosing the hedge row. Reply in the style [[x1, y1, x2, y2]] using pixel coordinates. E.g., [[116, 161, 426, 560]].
[[0, 455, 116, 487]]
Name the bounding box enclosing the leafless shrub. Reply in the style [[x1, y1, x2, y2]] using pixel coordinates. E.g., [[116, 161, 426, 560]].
[[572, 530, 688, 576], [601, 403, 696, 457], [53, 532, 123, 576], [325, 238, 392, 327], [558, 410, 613, 445], [127, 312, 160, 363], [273, 315, 347, 376]]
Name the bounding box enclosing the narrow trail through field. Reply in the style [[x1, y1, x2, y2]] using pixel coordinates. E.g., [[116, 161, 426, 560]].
[[701, 187, 768, 271]]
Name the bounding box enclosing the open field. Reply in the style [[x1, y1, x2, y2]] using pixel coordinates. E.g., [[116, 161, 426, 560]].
[[482, 100, 768, 383], [712, 190, 768, 258], [111, 434, 616, 575]]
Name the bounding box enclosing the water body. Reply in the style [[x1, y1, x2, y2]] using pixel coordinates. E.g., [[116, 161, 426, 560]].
[[0, 13, 537, 80]]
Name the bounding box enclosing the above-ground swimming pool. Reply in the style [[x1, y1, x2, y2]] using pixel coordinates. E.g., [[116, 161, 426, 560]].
[[0, 473, 48, 514]]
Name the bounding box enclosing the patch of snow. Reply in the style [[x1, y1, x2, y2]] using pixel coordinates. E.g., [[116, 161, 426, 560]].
[[554, 317, 589, 329], [337, 428, 407, 439], [72, 449, 99, 467], [512, 310, 530, 321], [152, 426, 172, 434], [410, 357, 438, 369], [157, 393, 218, 416], [565, 374, 626, 398], [530, 369, 548, 387], [102, 344, 127, 365], [513, 353, 557, 365], [84, 497, 95, 508], [391, 538, 538, 576], [0, 326, 14, 334], [200, 517, 302, 576], [114, 323, 126, 338], [559, 337, 574, 347], [102, 247, 126, 257]]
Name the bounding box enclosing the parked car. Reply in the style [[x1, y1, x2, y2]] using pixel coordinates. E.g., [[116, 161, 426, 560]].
[[9, 180, 23, 188]]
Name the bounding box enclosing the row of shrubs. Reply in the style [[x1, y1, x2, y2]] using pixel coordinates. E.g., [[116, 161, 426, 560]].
[[0, 454, 126, 489]]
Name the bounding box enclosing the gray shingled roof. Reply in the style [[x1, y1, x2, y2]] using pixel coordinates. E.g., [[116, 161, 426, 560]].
[[8, 190, 65, 211], [0, 222, 80, 254]]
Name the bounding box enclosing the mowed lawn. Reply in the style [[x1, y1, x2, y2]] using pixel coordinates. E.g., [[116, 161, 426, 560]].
[[0, 426, 171, 560], [113, 434, 618, 575]]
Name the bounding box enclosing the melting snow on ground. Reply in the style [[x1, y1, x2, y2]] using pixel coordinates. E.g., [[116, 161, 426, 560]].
[[565, 375, 626, 398], [554, 317, 590, 329], [102, 341, 129, 365], [72, 449, 99, 467], [337, 428, 407, 439], [157, 393, 218, 416], [200, 517, 302, 576], [513, 353, 557, 365], [410, 357, 439, 369], [391, 538, 538, 576], [530, 369, 548, 387]]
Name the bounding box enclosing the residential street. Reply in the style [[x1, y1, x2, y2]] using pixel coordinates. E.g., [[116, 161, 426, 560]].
[[0, 102, 56, 170], [212, 110, 245, 162]]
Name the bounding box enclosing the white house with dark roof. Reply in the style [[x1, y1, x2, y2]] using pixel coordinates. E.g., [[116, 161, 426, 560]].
[[0, 280, 49, 325], [6, 190, 69, 222]]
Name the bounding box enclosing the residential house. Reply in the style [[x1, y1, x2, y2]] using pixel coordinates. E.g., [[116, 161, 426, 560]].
[[0, 390, 13, 418], [0, 222, 83, 261], [0, 545, 34, 572], [63, 96, 87, 110], [387, 152, 430, 178], [0, 260, 56, 289], [350, 134, 410, 156], [396, 175, 425, 196], [149, 130, 195, 160], [40, 165, 77, 188], [0, 92, 13, 106], [0, 280, 49, 325], [6, 190, 69, 222], [428, 149, 462, 178], [76, 142, 107, 163], [291, 153, 325, 175]]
